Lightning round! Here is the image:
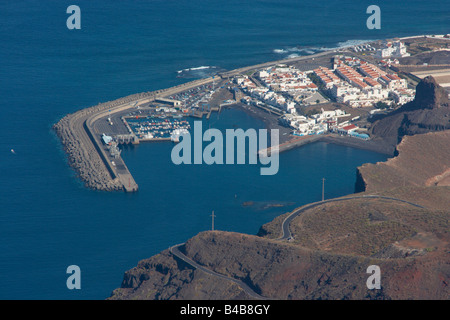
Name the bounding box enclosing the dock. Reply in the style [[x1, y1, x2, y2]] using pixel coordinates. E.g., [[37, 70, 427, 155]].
[[259, 134, 323, 156]]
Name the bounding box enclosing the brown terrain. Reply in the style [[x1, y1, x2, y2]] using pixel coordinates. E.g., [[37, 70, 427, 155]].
[[108, 77, 450, 301], [356, 130, 450, 193]]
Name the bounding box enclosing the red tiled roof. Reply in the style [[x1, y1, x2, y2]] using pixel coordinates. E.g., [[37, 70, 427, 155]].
[[343, 124, 357, 131]]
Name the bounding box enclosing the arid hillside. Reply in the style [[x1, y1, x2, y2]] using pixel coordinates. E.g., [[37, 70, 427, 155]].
[[110, 206, 449, 300], [356, 130, 450, 193], [109, 182, 449, 300]]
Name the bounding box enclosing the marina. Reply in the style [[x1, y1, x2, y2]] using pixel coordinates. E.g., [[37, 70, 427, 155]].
[[125, 116, 191, 142]]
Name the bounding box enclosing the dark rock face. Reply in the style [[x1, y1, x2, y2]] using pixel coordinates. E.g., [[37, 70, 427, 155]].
[[370, 76, 450, 147], [354, 168, 367, 193], [408, 76, 450, 110]]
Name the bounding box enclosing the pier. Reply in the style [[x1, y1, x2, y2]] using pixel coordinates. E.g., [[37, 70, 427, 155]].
[[54, 75, 221, 192], [259, 134, 323, 156], [116, 134, 139, 145]]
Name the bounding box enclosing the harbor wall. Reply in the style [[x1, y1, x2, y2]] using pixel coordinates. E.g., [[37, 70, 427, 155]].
[[53, 76, 217, 192]]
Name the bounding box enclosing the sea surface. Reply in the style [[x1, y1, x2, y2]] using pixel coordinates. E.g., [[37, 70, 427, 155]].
[[0, 1, 447, 299]]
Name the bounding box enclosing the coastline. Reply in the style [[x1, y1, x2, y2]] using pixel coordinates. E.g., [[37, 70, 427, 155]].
[[53, 48, 333, 192], [55, 34, 432, 192], [2, 0, 448, 301]]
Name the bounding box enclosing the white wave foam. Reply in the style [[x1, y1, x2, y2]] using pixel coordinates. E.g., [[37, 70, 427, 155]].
[[274, 39, 374, 58], [299, 49, 316, 55], [274, 46, 319, 56], [177, 66, 217, 73], [337, 39, 373, 48], [313, 39, 375, 52]]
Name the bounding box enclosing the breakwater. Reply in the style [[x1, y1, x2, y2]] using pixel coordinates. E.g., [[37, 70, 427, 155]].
[[53, 76, 217, 192], [258, 132, 394, 159]]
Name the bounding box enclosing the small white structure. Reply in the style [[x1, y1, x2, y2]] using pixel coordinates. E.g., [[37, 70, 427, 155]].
[[102, 133, 113, 145]]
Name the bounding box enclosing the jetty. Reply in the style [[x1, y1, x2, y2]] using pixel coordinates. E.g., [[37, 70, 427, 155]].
[[54, 76, 217, 192]]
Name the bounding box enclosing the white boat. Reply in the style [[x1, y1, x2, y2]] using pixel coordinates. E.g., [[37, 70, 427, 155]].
[[170, 128, 189, 142]]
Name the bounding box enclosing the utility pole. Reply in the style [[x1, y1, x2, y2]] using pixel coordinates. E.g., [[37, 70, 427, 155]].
[[322, 178, 326, 202], [210, 210, 216, 231]]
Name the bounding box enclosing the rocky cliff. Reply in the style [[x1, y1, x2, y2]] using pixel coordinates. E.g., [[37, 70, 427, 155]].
[[369, 76, 450, 152]]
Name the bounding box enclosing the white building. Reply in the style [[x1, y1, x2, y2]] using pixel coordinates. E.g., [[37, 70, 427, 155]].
[[378, 74, 407, 90], [375, 40, 410, 58], [331, 83, 361, 103], [258, 70, 269, 78], [390, 88, 415, 105]]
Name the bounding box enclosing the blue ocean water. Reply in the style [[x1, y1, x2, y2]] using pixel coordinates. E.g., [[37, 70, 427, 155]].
[[0, 1, 447, 299]]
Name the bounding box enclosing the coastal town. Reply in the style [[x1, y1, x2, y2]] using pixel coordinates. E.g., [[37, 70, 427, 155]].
[[54, 34, 450, 192], [234, 43, 415, 138], [115, 37, 449, 146]]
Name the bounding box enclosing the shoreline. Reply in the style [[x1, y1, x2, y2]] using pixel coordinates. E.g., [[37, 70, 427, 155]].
[[53, 76, 217, 192], [231, 102, 394, 156]]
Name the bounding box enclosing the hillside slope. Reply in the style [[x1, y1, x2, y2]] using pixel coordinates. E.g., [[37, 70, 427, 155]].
[[356, 130, 450, 193]]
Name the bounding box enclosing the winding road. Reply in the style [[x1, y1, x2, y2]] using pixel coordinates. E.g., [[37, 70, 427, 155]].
[[279, 194, 426, 240], [169, 243, 270, 300], [168, 194, 426, 300]]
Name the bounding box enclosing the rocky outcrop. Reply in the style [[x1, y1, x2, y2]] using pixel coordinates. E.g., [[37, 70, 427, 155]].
[[354, 167, 368, 193], [355, 76, 450, 192], [409, 75, 450, 110], [370, 76, 450, 149], [108, 249, 250, 300]]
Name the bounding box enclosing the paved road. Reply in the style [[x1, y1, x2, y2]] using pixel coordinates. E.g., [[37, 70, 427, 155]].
[[279, 195, 426, 240], [169, 243, 271, 300]]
